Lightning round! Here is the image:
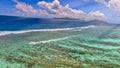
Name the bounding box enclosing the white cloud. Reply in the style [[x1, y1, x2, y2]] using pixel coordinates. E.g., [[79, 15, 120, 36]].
[[13, 0, 106, 21], [95, 0, 120, 16], [13, 0, 48, 16], [37, 0, 86, 19], [107, 0, 120, 15], [86, 11, 106, 21]]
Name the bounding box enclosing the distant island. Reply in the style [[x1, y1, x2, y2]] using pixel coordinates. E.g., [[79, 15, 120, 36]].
[[54, 17, 108, 23], [54, 17, 80, 20], [88, 20, 108, 23]]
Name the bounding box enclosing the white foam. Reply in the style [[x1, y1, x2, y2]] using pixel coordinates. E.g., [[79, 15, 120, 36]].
[[0, 25, 95, 36], [74, 25, 95, 31], [81, 25, 95, 29], [29, 35, 77, 45]]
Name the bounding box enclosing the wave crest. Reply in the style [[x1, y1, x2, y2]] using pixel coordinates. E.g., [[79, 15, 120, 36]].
[[29, 35, 77, 45], [0, 25, 95, 36]]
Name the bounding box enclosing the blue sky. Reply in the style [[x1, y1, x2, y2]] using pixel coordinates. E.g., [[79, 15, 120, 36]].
[[0, 0, 120, 23]]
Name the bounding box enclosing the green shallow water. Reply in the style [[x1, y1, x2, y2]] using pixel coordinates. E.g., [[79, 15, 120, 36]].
[[0, 25, 120, 68]]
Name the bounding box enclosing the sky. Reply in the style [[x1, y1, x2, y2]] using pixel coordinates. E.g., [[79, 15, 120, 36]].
[[0, 0, 120, 23]]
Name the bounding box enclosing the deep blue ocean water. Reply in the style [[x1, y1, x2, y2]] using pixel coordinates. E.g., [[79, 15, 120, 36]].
[[0, 15, 110, 31]]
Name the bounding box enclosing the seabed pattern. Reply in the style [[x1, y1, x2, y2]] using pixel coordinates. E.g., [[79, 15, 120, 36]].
[[0, 26, 120, 68]]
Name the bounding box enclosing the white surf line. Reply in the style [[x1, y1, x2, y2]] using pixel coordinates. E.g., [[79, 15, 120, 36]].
[[74, 25, 95, 31], [0, 25, 95, 36], [29, 35, 77, 45], [81, 25, 95, 29], [0, 28, 73, 36]]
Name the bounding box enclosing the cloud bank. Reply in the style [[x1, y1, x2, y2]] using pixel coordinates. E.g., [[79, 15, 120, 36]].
[[96, 0, 120, 16], [107, 0, 120, 15], [13, 0, 48, 16], [13, 0, 106, 21]]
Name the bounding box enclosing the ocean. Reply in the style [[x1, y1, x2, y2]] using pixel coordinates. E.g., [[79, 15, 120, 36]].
[[0, 15, 120, 68]]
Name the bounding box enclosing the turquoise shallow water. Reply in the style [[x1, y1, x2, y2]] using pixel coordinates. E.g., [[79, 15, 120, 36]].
[[0, 25, 120, 68]]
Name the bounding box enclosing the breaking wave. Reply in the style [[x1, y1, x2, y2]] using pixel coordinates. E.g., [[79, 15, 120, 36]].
[[0, 25, 95, 36], [29, 35, 77, 45]]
